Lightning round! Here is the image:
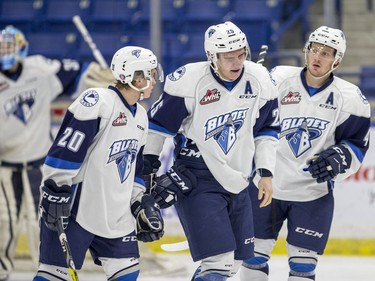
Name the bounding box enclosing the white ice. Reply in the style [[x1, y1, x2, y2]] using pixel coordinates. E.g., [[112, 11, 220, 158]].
[[9, 254, 375, 281]]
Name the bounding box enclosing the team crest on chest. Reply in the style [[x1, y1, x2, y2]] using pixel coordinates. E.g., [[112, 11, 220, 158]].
[[4, 89, 36, 124], [112, 112, 127, 126], [281, 92, 301, 104], [204, 108, 248, 154], [200, 89, 221, 105], [280, 117, 329, 157], [108, 139, 138, 183]]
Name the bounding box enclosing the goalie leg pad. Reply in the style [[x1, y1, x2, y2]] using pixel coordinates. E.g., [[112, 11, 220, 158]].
[[100, 257, 140, 281], [287, 243, 317, 280], [0, 167, 20, 276]]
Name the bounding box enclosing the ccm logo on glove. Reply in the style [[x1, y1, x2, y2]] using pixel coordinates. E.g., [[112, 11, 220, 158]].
[[168, 167, 190, 191], [42, 192, 70, 203]]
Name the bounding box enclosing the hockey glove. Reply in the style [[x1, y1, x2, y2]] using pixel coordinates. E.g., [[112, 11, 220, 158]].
[[143, 154, 161, 193], [307, 144, 352, 183], [131, 194, 164, 242], [40, 179, 72, 231], [152, 164, 197, 208]]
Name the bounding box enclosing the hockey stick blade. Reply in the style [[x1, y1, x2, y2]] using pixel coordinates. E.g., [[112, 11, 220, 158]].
[[160, 240, 189, 252], [56, 219, 80, 281]]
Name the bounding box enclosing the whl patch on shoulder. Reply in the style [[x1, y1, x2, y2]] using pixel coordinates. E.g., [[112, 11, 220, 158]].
[[80, 90, 99, 107]]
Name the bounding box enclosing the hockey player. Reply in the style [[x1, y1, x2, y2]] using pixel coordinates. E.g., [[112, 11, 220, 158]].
[[241, 26, 371, 281], [143, 21, 280, 281], [0, 25, 113, 281], [32, 46, 165, 280]]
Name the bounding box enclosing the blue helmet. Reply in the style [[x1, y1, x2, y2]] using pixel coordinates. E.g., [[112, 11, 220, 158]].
[[0, 25, 29, 70]]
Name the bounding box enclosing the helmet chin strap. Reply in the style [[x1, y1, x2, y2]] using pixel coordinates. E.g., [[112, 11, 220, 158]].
[[210, 63, 234, 82], [128, 80, 151, 101], [305, 52, 340, 80]]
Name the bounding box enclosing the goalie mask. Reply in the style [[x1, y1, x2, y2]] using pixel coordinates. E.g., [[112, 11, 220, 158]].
[[204, 21, 250, 75], [0, 25, 29, 71], [110, 46, 163, 93]]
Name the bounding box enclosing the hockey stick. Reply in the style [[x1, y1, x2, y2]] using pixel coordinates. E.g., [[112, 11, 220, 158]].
[[160, 240, 189, 252], [56, 219, 80, 281], [256, 45, 268, 65], [72, 15, 109, 69]]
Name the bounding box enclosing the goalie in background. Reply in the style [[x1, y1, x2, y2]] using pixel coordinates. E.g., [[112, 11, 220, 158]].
[[33, 46, 164, 281], [241, 26, 371, 281], [0, 25, 102, 281]]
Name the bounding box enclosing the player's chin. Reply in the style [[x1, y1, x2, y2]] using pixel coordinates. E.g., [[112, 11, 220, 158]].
[[229, 70, 241, 80]]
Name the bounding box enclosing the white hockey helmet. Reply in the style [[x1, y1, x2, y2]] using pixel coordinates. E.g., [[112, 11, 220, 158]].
[[110, 46, 163, 86], [0, 25, 29, 70], [204, 21, 250, 65], [305, 26, 346, 62]]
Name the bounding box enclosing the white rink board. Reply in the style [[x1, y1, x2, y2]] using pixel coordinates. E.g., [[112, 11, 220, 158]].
[[160, 129, 375, 240], [330, 127, 375, 238]]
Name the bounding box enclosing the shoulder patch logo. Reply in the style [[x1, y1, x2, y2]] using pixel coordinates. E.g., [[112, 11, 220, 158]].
[[168, 66, 186, 81], [200, 89, 221, 105], [80, 90, 99, 107], [112, 112, 127, 126], [281, 92, 301, 104]]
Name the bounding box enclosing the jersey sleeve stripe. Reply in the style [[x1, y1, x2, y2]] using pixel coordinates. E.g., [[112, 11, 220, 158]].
[[44, 156, 81, 170]]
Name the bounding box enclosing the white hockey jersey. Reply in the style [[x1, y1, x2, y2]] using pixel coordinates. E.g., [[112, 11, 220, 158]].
[[145, 61, 279, 194], [0, 55, 63, 163], [43, 86, 148, 238], [271, 66, 371, 202]]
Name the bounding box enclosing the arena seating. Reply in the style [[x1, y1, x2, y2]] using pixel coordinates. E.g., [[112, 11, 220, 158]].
[[360, 65, 375, 98], [0, 0, 311, 71]]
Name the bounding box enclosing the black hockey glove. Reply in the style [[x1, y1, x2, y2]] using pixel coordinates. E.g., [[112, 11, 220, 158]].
[[131, 194, 164, 242], [307, 144, 352, 183], [40, 179, 72, 231], [143, 154, 161, 193], [152, 163, 197, 208]]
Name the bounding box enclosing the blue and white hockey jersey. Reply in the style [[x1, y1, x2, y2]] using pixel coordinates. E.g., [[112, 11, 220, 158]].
[[43, 86, 147, 238], [145, 61, 279, 194], [270, 66, 371, 202], [0, 55, 80, 163]]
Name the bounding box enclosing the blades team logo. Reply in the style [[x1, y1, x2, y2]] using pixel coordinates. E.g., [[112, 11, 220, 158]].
[[131, 49, 141, 58], [112, 112, 127, 126], [281, 92, 301, 104], [280, 117, 329, 157], [80, 90, 99, 107], [204, 109, 248, 154], [200, 89, 221, 105], [108, 139, 138, 183], [4, 89, 36, 124]]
